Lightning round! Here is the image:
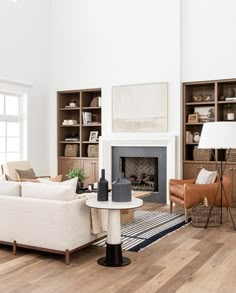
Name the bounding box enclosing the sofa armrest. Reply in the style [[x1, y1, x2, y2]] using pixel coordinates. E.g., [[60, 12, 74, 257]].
[[169, 179, 195, 185]]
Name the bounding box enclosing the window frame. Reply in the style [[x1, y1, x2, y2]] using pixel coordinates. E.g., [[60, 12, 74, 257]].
[[0, 91, 26, 163]]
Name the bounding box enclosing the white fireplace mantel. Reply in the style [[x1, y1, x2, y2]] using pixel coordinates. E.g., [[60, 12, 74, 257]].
[[99, 135, 176, 200]]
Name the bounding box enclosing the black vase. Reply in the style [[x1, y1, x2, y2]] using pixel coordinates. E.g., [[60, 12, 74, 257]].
[[97, 169, 108, 201], [76, 180, 84, 194]]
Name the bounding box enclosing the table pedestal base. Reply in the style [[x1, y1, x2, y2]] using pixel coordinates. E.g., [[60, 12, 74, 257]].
[[97, 243, 130, 267]]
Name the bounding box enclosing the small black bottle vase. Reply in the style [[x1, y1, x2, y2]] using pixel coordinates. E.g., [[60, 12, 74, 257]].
[[97, 169, 108, 201]]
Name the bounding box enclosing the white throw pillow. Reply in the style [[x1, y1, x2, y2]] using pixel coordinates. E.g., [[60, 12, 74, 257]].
[[196, 168, 217, 184], [0, 181, 21, 196], [21, 182, 77, 201], [38, 177, 78, 193]]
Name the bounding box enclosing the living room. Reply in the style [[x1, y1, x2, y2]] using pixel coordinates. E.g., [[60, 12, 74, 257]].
[[0, 0, 236, 292]]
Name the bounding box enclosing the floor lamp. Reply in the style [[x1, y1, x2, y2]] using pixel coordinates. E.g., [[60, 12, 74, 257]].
[[198, 121, 236, 230]]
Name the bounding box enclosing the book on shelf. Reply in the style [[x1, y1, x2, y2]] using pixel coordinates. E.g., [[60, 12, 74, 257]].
[[82, 112, 92, 124], [225, 97, 236, 101], [65, 138, 79, 141], [85, 122, 101, 125]]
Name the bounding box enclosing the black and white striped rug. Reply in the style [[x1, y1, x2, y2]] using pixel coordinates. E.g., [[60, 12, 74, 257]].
[[94, 210, 190, 252]]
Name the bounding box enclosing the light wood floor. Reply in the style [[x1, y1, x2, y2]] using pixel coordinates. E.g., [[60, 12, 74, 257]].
[[1, 203, 236, 293]]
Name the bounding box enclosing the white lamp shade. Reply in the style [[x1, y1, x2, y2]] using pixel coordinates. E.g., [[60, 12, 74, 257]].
[[198, 122, 236, 149]]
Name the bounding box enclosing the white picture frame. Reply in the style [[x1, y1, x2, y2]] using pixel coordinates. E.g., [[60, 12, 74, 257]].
[[89, 131, 98, 142], [112, 82, 168, 132]]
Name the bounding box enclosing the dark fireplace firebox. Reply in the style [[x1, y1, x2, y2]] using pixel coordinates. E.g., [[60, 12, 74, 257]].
[[112, 146, 167, 203], [120, 157, 158, 192]]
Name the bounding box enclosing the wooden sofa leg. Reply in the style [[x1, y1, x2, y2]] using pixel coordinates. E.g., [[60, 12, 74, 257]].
[[13, 241, 17, 255], [184, 209, 188, 223], [65, 249, 70, 265], [170, 201, 173, 214]]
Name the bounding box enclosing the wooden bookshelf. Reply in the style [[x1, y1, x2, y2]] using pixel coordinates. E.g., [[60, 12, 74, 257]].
[[183, 78, 236, 205], [57, 88, 101, 185]]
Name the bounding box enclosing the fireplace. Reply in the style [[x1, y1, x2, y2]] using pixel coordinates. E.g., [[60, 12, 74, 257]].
[[120, 157, 158, 192], [112, 146, 167, 203]]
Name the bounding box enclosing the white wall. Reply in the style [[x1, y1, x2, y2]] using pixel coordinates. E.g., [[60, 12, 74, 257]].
[[48, 0, 182, 176], [182, 0, 236, 82], [0, 0, 50, 175]]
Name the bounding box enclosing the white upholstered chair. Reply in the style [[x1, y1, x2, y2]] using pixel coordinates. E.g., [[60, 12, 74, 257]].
[[1, 161, 48, 180]]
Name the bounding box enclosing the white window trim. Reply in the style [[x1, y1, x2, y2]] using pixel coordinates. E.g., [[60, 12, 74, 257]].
[[0, 80, 29, 164]]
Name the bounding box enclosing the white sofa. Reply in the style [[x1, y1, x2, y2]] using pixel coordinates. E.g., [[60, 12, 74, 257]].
[[0, 181, 104, 264]]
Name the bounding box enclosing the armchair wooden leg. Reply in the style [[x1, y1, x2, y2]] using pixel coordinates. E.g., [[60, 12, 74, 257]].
[[65, 249, 70, 265], [170, 201, 173, 214], [13, 241, 17, 255], [184, 209, 188, 223]]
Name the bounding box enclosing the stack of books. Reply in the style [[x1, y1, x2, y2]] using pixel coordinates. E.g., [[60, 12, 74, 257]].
[[225, 97, 236, 101], [82, 112, 92, 124]]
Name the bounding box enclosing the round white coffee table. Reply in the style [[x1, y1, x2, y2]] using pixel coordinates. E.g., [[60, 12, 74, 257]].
[[86, 197, 143, 267]]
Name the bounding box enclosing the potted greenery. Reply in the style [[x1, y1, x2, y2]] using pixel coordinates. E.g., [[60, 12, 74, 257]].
[[67, 167, 88, 193]]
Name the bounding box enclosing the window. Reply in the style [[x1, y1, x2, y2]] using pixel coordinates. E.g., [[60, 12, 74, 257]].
[[0, 92, 27, 164]]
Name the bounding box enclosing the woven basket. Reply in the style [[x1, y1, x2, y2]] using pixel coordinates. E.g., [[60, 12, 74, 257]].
[[191, 203, 220, 227], [193, 146, 212, 161], [87, 144, 99, 158], [225, 149, 236, 162], [64, 144, 79, 157]]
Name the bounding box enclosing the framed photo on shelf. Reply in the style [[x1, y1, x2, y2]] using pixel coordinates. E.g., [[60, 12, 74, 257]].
[[194, 106, 215, 122], [188, 113, 199, 123], [89, 131, 98, 142]]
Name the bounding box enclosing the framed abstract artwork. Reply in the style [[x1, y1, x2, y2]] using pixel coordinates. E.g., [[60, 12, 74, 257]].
[[112, 82, 168, 132]]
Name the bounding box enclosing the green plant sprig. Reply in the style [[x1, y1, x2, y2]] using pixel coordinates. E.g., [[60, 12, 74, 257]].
[[67, 167, 88, 183]]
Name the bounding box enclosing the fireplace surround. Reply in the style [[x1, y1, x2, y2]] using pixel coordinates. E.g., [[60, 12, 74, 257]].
[[100, 136, 176, 204], [112, 146, 166, 203]]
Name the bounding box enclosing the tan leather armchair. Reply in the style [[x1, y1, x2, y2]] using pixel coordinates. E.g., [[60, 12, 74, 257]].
[[169, 176, 232, 223]]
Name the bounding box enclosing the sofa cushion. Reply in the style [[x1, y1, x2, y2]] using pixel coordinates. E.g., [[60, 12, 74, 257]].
[[196, 168, 217, 184], [0, 181, 21, 197], [0, 175, 6, 181], [21, 182, 77, 201], [15, 168, 36, 180], [169, 184, 184, 199]]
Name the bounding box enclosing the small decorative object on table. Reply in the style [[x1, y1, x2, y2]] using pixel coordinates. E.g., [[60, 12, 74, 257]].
[[191, 203, 220, 227], [112, 177, 131, 202], [97, 169, 108, 201]]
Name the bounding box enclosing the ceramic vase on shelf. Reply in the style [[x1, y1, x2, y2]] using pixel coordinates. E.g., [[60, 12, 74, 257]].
[[227, 112, 235, 121], [97, 169, 108, 201]]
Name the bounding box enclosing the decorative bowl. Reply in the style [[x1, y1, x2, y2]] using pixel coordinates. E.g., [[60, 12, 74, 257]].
[[192, 95, 203, 102]]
